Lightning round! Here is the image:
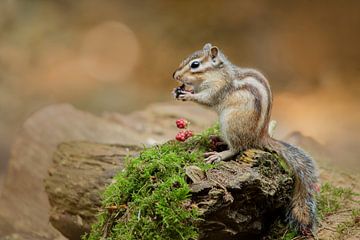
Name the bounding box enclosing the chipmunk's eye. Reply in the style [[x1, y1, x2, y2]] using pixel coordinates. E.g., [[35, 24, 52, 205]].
[[190, 61, 200, 69]]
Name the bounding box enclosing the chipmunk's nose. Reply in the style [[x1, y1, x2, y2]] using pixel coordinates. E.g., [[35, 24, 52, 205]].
[[173, 71, 180, 80]]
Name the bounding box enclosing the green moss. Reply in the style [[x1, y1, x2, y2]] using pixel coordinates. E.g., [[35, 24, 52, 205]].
[[275, 155, 292, 174], [281, 231, 298, 240], [84, 125, 219, 240], [265, 220, 298, 240]]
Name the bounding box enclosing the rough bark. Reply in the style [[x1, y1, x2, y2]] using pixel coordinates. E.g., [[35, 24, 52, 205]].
[[192, 150, 293, 239], [45, 141, 293, 240]]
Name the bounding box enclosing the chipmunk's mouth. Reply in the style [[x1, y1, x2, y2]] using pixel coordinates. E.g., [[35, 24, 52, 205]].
[[174, 83, 195, 99], [176, 80, 195, 92]]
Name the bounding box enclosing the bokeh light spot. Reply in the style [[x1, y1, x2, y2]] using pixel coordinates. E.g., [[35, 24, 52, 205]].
[[80, 21, 140, 82]]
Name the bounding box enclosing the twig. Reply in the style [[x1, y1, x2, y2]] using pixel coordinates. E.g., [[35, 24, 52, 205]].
[[105, 204, 127, 211], [325, 208, 353, 217], [318, 226, 337, 232], [281, 229, 289, 239]]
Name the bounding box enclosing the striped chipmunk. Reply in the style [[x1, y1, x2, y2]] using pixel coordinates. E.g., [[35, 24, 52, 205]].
[[172, 43, 319, 235]]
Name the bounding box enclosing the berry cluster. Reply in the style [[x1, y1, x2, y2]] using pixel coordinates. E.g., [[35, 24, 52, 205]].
[[175, 130, 193, 142], [175, 118, 193, 142], [176, 118, 188, 129]]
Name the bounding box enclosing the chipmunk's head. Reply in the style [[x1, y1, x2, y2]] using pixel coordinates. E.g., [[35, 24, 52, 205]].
[[173, 43, 227, 90]]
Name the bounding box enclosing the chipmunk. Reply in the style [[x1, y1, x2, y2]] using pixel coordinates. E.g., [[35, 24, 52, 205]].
[[172, 43, 319, 235]]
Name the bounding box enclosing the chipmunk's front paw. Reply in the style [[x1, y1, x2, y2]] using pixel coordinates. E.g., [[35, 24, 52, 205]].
[[204, 152, 223, 163], [177, 91, 194, 101], [204, 150, 237, 164]]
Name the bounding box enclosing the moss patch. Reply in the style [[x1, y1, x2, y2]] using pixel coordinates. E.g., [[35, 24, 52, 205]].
[[265, 220, 298, 240], [84, 125, 219, 240]]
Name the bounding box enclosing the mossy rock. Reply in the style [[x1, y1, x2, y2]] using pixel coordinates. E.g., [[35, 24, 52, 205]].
[[83, 127, 294, 240], [45, 126, 295, 240]]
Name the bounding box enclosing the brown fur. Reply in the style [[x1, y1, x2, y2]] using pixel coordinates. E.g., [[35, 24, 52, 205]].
[[236, 70, 272, 138], [292, 179, 311, 225], [173, 44, 319, 234]]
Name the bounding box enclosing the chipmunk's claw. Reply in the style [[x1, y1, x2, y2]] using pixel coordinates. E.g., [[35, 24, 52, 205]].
[[205, 152, 222, 164], [204, 150, 237, 164], [204, 152, 217, 157], [177, 91, 193, 101]]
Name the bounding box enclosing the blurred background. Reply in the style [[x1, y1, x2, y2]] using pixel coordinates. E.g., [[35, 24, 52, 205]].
[[0, 0, 359, 180]]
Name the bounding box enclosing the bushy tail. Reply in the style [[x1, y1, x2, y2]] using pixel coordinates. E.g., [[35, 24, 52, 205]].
[[268, 138, 319, 235]]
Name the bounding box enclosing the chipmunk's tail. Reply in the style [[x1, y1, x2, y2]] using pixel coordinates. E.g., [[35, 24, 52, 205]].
[[268, 138, 319, 235]]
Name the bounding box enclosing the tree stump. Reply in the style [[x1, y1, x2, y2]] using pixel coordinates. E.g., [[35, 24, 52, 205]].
[[45, 141, 293, 240]]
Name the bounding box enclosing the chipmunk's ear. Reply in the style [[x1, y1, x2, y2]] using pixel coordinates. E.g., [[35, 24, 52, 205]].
[[203, 43, 219, 59], [203, 43, 212, 52], [210, 46, 219, 59]]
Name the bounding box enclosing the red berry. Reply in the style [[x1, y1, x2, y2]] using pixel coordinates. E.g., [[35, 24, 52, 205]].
[[175, 131, 187, 142], [184, 130, 193, 138], [176, 119, 188, 129]]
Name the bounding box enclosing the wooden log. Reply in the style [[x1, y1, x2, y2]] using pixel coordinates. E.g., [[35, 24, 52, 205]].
[[45, 141, 293, 240]]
